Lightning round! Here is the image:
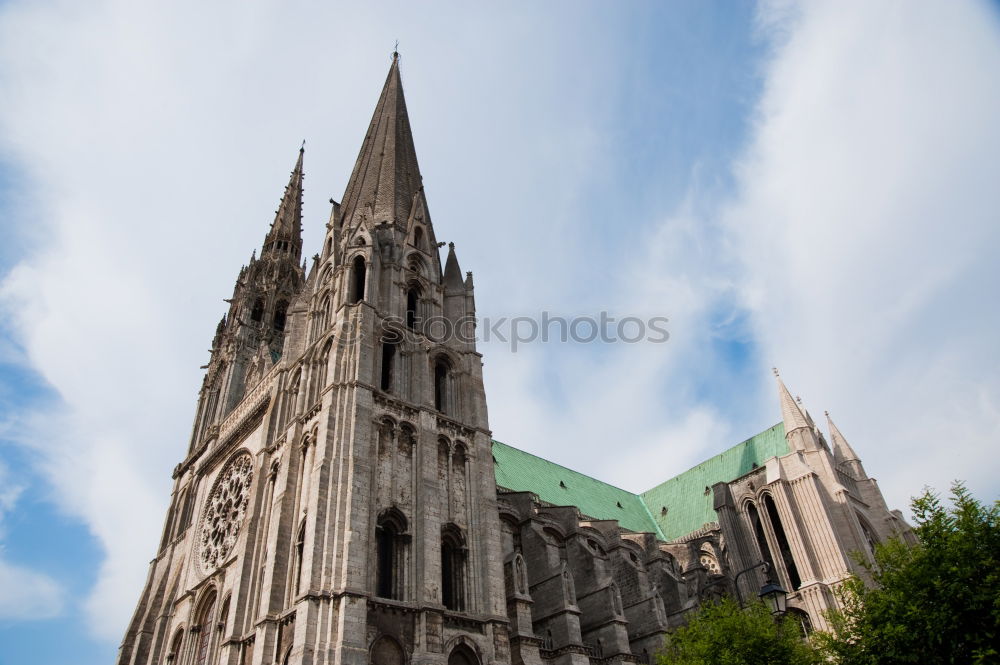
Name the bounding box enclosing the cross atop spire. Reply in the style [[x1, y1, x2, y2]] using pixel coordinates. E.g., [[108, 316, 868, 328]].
[[262, 145, 305, 261], [339, 51, 424, 231]]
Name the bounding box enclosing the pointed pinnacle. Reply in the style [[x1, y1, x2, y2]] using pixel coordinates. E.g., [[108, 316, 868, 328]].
[[262, 145, 305, 260], [775, 374, 810, 433]]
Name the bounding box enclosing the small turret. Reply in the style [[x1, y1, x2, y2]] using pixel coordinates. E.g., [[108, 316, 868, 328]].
[[444, 243, 464, 292], [826, 412, 867, 479], [773, 369, 822, 452]]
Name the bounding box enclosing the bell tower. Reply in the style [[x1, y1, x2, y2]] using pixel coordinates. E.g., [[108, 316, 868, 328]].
[[118, 54, 508, 665], [188, 148, 306, 454], [273, 50, 505, 664]]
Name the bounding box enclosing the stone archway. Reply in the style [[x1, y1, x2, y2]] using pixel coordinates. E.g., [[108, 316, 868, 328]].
[[447, 643, 479, 665], [370, 636, 405, 665]]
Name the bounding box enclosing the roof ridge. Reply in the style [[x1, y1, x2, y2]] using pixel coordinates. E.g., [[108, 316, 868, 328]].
[[637, 495, 668, 541], [639, 422, 784, 495], [491, 439, 640, 496]]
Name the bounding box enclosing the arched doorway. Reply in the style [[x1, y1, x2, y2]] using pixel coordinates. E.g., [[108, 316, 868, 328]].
[[370, 636, 404, 665], [447, 644, 478, 665]]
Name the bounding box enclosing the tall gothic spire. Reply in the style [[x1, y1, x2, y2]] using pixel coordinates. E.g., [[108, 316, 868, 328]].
[[263, 145, 305, 261], [340, 52, 424, 230], [773, 369, 810, 433]]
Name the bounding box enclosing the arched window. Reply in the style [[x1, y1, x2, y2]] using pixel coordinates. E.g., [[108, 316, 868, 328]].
[[312, 340, 332, 405], [398, 423, 416, 450], [370, 636, 404, 665], [747, 502, 777, 573], [167, 628, 184, 663], [351, 256, 366, 304], [160, 494, 178, 550], [405, 286, 420, 329], [282, 370, 301, 428], [172, 487, 190, 537], [192, 589, 217, 665], [375, 509, 408, 600], [858, 514, 879, 556], [437, 437, 450, 486], [433, 357, 451, 414], [293, 521, 306, 596], [441, 524, 467, 611], [786, 607, 813, 637], [273, 300, 288, 332], [250, 298, 264, 323], [763, 494, 802, 590], [218, 595, 230, 633], [380, 342, 396, 393], [316, 294, 331, 338], [413, 226, 425, 251]]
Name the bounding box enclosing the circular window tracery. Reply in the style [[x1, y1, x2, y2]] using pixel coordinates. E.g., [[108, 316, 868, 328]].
[[199, 452, 254, 571]]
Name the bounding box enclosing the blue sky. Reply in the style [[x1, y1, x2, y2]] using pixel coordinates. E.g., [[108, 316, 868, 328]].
[[1, 2, 1000, 663]]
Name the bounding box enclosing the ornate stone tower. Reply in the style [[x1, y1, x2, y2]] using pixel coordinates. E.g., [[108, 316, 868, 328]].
[[118, 54, 509, 665], [711, 373, 915, 633]]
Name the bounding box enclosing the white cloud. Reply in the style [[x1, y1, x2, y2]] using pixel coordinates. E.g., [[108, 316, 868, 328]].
[[726, 0, 1000, 512], [0, 558, 64, 620], [0, 459, 64, 620], [0, 0, 632, 642], [1, 0, 998, 647]]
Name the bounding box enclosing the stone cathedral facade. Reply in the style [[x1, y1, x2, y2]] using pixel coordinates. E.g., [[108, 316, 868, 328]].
[[118, 56, 912, 665]]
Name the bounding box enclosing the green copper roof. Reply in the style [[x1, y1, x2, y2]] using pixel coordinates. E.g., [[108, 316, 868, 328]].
[[640, 423, 787, 540], [492, 422, 787, 543], [491, 440, 664, 538]]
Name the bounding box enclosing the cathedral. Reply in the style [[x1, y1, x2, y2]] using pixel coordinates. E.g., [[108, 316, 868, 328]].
[[117, 55, 912, 665]]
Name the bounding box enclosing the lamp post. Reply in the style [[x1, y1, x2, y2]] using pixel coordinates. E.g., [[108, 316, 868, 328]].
[[699, 561, 788, 615], [758, 579, 788, 616]]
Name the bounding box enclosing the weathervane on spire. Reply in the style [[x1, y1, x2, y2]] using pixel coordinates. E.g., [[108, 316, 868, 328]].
[[393, 40, 399, 58]]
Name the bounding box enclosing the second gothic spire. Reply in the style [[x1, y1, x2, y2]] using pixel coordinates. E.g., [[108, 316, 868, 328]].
[[263, 145, 305, 261]]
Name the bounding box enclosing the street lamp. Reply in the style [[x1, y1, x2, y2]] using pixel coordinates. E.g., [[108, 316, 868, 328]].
[[758, 579, 788, 616], [699, 561, 788, 615]]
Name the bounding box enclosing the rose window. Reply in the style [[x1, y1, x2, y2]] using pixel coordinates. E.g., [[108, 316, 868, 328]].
[[199, 452, 254, 571]]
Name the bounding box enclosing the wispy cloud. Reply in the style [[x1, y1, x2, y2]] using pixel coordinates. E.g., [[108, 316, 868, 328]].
[[0, 459, 64, 620], [725, 0, 1000, 510], [0, 0, 997, 651], [0, 0, 638, 642]]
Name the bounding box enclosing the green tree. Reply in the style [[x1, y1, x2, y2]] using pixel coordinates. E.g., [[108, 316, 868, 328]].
[[817, 482, 1000, 665], [658, 596, 821, 665]]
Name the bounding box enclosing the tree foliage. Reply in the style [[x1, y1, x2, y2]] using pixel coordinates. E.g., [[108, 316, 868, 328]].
[[658, 596, 821, 665], [817, 482, 1000, 665]]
